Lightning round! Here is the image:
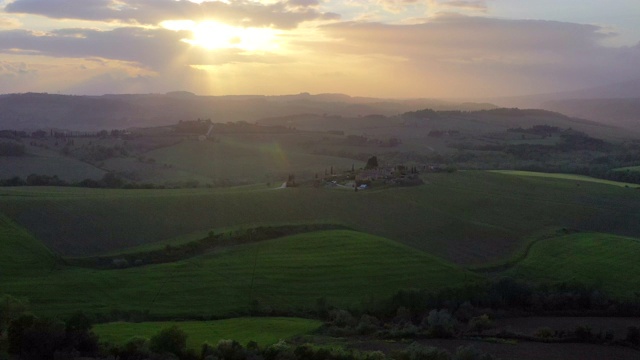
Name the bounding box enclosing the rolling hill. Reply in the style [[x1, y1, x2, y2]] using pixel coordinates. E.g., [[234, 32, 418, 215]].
[[0, 92, 496, 131], [1, 171, 639, 267], [508, 232, 640, 299], [0, 226, 479, 317]]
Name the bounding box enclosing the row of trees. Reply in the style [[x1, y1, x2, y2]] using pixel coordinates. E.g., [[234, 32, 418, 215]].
[[70, 224, 350, 269], [0, 173, 162, 189], [2, 293, 501, 360]]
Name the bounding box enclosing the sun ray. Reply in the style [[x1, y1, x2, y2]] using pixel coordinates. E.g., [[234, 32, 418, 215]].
[[161, 20, 280, 52]]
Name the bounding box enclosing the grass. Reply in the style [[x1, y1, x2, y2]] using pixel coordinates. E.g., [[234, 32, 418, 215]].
[[491, 170, 640, 188], [507, 233, 640, 299], [0, 214, 58, 276], [0, 154, 105, 182], [614, 165, 640, 173], [0, 226, 481, 318], [146, 138, 362, 183], [93, 317, 322, 350], [2, 171, 640, 266]]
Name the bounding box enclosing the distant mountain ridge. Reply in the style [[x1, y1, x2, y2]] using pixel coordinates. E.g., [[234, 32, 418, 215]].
[[486, 79, 640, 130], [0, 92, 497, 131], [490, 79, 640, 108], [542, 98, 640, 129]]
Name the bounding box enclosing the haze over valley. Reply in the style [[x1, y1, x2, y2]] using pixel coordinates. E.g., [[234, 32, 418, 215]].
[[1, 1, 640, 360]]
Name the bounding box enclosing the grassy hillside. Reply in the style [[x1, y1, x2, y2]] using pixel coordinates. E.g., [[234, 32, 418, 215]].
[[145, 138, 361, 182], [105, 134, 362, 184], [258, 108, 630, 140], [0, 215, 58, 276], [0, 152, 105, 182], [1, 171, 640, 266], [508, 233, 640, 299], [492, 170, 640, 188], [1, 229, 480, 317], [93, 317, 322, 350], [614, 165, 640, 173]]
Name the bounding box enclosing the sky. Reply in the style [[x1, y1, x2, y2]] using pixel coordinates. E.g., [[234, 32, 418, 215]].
[[0, 0, 639, 98]]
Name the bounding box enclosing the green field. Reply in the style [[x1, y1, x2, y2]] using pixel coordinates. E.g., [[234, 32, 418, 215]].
[[0, 215, 58, 276], [0, 153, 106, 182], [491, 170, 640, 188], [2, 171, 640, 266], [0, 224, 480, 317], [145, 138, 362, 183], [508, 233, 640, 299], [614, 165, 640, 173], [3, 170, 640, 320], [93, 317, 322, 350]]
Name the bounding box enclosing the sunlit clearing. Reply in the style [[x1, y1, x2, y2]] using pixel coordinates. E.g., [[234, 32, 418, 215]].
[[162, 20, 280, 52]]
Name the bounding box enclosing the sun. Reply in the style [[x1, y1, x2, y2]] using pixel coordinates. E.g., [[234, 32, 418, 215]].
[[161, 20, 280, 52]]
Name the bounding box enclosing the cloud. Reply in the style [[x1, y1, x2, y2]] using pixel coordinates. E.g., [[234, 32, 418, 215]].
[[0, 25, 292, 71], [319, 15, 612, 57], [0, 27, 185, 69], [0, 16, 21, 28], [3, 0, 340, 29], [287, 0, 320, 7], [309, 15, 640, 96], [372, 0, 487, 14], [427, 0, 487, 13], [375, 0, 423, 13], [0, 60, 36, 76], [1, 9, 639, 98]]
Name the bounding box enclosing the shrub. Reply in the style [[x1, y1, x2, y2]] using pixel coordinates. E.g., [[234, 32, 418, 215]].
[[330, 309, 356, 328], [397, 342, 451, 360], [201, 342, 215, 359], [574, 325, 593, 341], [149, 325, 188, 357], [262, 339, 291, 360], [0, 294, 29, 336], [468, 315, 493, 334], [454, 302, 477, 322], [121, 336, 150, 359], [7, 314, 66, 359], [394, 307, 412, 325], [356, 314, 381, 335], [626, 326, 640, 345], [389, 324, 420, 338], [453, 345, 497, 360], [424, 310, 456, 338], [215, 339, 247, 360], [364, 351, 386, 360], [533, 327, 554, 339]]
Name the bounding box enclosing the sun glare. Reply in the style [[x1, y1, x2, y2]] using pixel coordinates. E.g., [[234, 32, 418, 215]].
[[162, 20, 280, 52]]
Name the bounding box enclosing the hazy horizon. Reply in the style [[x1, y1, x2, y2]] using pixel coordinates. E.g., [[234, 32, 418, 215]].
[[1, 0, 639, 98]]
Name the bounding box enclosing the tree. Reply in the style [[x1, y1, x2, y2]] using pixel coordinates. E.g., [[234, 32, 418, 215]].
[[424, 309, 456, 338], [101, 172, 124, 188], [365, 156, 378, 169], [626, 326, 640, 345], [7, 314, 66, 359], [468, 314, 493, 334], [0, 294, 28, 336], [149, 325, 188, 357], [64, 311, 99, 356]]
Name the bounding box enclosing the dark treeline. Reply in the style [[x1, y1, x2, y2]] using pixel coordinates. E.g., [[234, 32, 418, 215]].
[[68, 224, 351, 269], [5, 277, 640, 359], [402, 107, 567, 120], [0, 173, 163, 189], [4, 314, 501, 360], [382, 278, 640, 319], [314, 278, 640, 353]]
